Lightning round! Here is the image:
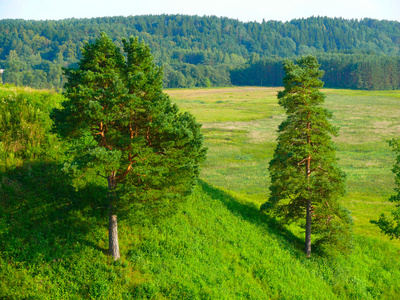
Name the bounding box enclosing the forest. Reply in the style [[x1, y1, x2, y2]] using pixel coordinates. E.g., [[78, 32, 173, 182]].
[[0, 15, 400, 90]]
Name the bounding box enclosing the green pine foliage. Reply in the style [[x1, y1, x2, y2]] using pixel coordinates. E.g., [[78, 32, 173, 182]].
[[262, 56, 352, 255], [371, 139, 400, 239], [56, 32, 206, 208]]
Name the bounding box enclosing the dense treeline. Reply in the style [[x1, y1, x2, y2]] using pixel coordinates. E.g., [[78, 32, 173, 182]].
[[231, 54, 400, 89], [0, 15, 399, 89]]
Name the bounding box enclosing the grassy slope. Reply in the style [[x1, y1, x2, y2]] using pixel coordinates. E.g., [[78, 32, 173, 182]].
[[167, 87, 400, 241], [1, 86, 400, 299]]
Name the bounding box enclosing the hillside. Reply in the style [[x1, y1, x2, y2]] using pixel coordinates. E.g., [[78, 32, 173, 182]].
[[1, 85, 400, 299], [1, 15, 400, 89]]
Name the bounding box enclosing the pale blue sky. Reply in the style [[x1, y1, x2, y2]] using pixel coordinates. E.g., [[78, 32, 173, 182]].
[[0, 0, 399, 22]]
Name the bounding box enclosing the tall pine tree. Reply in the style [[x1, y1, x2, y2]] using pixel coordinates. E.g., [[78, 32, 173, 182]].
[[54, 33, 206, 260], [261, 56, 352, 257]]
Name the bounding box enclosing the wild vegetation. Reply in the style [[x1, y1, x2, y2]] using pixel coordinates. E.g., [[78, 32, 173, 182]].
[[1, 84, 400, 298], [372, 138, 400, 239], [0, 15, 400, 89]]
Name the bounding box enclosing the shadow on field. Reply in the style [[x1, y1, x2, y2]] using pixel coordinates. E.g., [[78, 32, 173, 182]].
[[198, 179, 304, 256], [0, 162, 109, 264]]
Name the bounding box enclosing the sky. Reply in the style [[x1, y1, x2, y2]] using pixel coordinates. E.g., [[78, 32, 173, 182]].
[[0, 0, 399, 23]]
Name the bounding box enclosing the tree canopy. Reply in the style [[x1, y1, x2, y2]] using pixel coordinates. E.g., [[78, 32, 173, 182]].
[[0, 15, 399, 90], [54, 33, 207, 259]]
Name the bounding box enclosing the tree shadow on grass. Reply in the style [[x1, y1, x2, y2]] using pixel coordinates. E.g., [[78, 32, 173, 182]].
[[198, 179, 306, 258], [0, 161, 109, 265]]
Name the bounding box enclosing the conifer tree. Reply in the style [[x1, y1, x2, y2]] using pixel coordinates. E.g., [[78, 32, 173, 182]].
[[54, 33, 206, 260], [371, 139, 400, 239], [261, 56, 352, 257]]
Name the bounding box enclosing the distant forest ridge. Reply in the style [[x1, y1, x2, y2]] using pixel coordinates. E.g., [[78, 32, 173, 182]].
[[0, 15, 399, 89]]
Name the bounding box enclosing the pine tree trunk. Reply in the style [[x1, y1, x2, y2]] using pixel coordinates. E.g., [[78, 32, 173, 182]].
[[109, 206, 120, 260], [305, 143, 312, 257], [107, 172, 120, 261], [305, 199, 312, 257]]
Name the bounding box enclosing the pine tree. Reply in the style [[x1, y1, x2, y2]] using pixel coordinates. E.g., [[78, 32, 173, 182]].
[[261, 56, 352, 257], [54, 33, 206, 260], [371, 139, 400, 239]]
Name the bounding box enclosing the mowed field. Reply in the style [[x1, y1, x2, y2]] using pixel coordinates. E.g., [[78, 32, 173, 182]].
[[166, 87, 400, 243]]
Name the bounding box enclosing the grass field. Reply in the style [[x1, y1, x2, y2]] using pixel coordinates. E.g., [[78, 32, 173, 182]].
[[166, 87, 400, 242], [2, 86, 400, 299]]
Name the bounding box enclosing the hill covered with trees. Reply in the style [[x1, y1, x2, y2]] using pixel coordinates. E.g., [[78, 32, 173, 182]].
[[0, 15, 400, 89]]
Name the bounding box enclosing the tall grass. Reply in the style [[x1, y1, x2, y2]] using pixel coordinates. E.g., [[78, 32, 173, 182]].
[[1, 86, 400, 299], [167, 87, 400, 242]]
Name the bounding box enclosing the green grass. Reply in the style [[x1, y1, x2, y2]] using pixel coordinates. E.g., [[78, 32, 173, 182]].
[[1, 86, 400, 299], [3, 163, 400, 299], [167, 87, 400, 242], [168, 87, 282, 123]]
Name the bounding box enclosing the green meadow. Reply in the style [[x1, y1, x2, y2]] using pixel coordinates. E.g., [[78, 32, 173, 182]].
[[1, 86, 400, 299], [167, 87, 400, 242]]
